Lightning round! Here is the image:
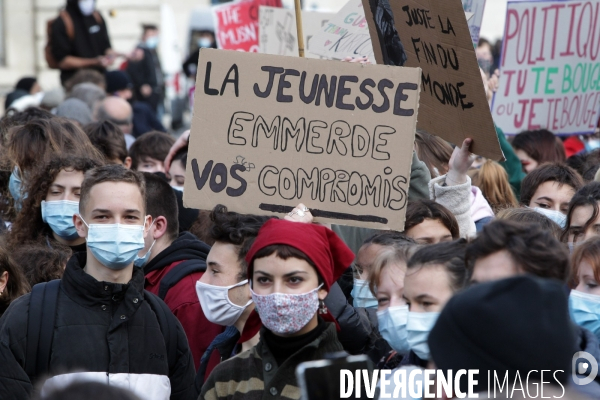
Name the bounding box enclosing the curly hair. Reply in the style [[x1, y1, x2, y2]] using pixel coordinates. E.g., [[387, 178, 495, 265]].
[[7, 117, 103, 176], [8, 156, 103, 250], [209, 204, 276, 279], [12, 243, 71, 287], [0, 241, 30, 315]]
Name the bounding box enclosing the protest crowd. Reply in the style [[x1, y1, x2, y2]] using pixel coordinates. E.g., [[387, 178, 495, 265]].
[[2, 0, 600, 399]]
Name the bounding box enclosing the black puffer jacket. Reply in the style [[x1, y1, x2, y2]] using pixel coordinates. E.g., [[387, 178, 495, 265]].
[[0, 253, 197, 400]]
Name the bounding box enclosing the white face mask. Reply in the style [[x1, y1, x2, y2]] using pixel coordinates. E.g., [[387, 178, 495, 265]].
[[196, 280, 252, 326], [79, 0, 96, 16], [531, 207, 567, 228]]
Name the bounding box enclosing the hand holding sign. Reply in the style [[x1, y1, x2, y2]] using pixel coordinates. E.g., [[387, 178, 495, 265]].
[[184, 49, 422, 230], [363, 0, 503, 161], [446, 138, 475, 186]]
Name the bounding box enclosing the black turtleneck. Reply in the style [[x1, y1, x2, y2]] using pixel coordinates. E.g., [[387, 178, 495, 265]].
[[263, 317, 328, 367]]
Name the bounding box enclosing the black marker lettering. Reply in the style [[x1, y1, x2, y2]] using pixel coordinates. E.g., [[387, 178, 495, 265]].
[[253, 66, 284, 98]]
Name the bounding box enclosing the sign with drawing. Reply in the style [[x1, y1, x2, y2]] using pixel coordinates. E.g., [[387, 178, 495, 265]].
[[185, 49, 422, 230]]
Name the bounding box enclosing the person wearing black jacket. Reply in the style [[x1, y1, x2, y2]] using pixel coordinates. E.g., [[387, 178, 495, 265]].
[[51, 0, 116, 85], [140, 173, 224, 371], [0, 165, 197, 399], [127, 24, 164, 115]]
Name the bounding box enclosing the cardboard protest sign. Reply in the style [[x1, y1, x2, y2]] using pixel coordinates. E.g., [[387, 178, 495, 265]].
[[462, 0, 486, 47], [213, 0, 282, 52], [184, 49, 421, 230], [492, 0, 600, 136], [309, 0, 376, 61], [363, 0, 504, 160], [258, 6, 334, 58]]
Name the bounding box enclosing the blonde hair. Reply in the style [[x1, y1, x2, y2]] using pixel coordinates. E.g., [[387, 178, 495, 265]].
[[471, 160, 518, 213], [368, 245, 419, 296]]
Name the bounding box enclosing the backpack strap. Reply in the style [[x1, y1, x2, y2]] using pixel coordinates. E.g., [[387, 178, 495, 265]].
[[157, 259, 206, 300], [25, 280, 61, 381], [59, 10, 75, 41], [145, 291, 178, 374]]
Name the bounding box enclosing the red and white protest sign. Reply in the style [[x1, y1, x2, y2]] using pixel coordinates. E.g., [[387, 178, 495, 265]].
[[493, 0, 600, 135], [213, 0, 282, 53]]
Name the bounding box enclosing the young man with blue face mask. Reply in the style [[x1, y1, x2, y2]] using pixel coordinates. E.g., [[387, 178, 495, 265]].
[[0, 165, 197, 399], [140, 173, 224, 372]]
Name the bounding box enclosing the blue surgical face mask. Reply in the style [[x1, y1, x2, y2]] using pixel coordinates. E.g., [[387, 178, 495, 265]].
[[41, 200, 80, 241], [532, 207, 567, 228], [377, 305, 410, 355], [406, 311, 440, 361], [145, 36, 159, 49], [352, 279, 378, 309], [198, 37, 213, 48], [134, 239, 156, 268], [133, 219, 156, 268], [81, 216, 146, 270], [9, 167, 24, 212], [570, 290, 600, 340]]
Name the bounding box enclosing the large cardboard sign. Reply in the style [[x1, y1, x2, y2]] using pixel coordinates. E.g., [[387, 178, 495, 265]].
[[213, 0, 282, 52], [492, 0, 600, 136], [184, 49, 421, 230], [363, 0, 503, 160], [258, 6, 334, 58], [309, 0, 376, 61], [462, 0, 486, 47]]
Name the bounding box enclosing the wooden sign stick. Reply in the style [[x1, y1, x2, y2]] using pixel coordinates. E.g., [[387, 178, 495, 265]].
[[294, 0, 305, 57]]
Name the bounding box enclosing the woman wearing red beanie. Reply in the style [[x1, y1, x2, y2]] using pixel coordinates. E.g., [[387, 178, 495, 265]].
[[199, 219, 355, 400]]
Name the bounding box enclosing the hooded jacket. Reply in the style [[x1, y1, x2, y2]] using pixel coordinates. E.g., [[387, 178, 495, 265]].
[[0, 253, 197, 400], [144, 232, 225, 371], [51, 0, 112, 84]]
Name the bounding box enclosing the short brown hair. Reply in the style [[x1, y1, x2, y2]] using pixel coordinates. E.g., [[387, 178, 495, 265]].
[[511, 129, 566, 165], [569, 236, 600, 288], [408, 239, 469, 293], [466, 220, 569, 282], [80, 165, 146, 214], [128, 131, 174, 170], [84, 121, 128, 163], [209, 205, 275, 280], [143, 172, 179, 241], [405, 200, 460, 239], [520, 163, 583, 207], [496, 208, 562, 240]]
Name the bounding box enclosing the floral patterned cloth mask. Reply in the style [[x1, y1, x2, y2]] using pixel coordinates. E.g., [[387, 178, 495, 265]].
[[251, 284, 324, 334]]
